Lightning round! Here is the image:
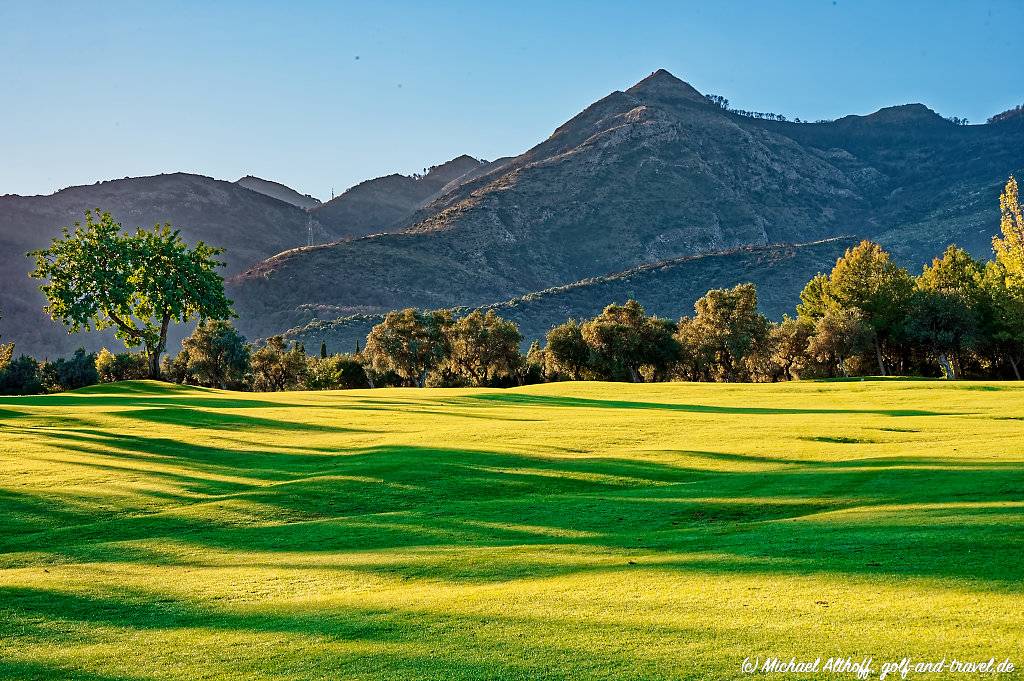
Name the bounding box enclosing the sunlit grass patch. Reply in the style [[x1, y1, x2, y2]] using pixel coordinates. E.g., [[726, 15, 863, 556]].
[[0, 380, 1021, 679]]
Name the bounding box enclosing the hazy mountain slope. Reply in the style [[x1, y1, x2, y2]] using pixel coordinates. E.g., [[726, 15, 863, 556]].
[[0, 173, 311, 356], [311, 155, 484, 239], [230, 68, 1024, 341], [750, 108, 1024, 259], [285, 238, 857, 353], [236, 175, 321, 209]]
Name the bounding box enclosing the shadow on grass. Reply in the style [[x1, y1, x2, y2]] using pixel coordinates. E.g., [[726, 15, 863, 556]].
[[2, 385, 1022, 596], [457, 393, 959, 417], [4, 430, 1023, 586], [0, 659, 150, 681], [0, 586, 679, 680], [124, 406, 370, 433]]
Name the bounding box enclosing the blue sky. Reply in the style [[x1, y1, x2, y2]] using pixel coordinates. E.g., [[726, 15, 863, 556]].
[[2, 0, 1021, 199]]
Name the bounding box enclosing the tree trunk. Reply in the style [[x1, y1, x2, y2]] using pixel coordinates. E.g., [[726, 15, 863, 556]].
[[147, 313, 171, 380], [938, 353, 956, 380], [1009, 355, 1022, 381], [146, 347, 161, 380], [873, 338, 887, 376], [628, 366, 642, 383], [417, 369, 428, 388]]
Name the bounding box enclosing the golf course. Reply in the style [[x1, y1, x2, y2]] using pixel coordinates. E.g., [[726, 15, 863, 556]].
[[0, 380, 1021, 680]]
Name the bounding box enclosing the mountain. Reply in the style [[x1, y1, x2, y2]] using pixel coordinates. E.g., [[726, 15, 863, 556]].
[[228, 69, 1024, 341], [285, 238, 858, 353], [310, 155, 486, 238], [236, 175, 321, 209], [0, 173, 312, 357]]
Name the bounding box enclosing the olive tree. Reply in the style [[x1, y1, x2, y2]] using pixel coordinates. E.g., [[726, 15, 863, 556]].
[[446, 310, 522, 386], [363, 309, 452, 387]]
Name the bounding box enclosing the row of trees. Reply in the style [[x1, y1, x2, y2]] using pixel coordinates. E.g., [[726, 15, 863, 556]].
[[2, 179, 1023, 393], [703, 92, 827, 124]]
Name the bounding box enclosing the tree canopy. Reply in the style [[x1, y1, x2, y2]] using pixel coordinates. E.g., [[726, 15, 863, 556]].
[[994, 176, 1024, 286], [363, 309, 452, 387], [30, 210, 232, 378]]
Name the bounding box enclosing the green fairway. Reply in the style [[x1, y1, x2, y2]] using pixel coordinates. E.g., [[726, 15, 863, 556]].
[[0, 380, 1021, 680]]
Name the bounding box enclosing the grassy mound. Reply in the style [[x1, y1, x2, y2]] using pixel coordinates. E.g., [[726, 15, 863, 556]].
[[0, 381, 1021, 679]]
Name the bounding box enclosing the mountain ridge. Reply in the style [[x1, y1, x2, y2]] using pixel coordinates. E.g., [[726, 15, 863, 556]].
[[235, 175, 321, 209]]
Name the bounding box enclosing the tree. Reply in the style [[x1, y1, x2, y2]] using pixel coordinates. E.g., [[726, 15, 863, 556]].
[[522, 340, 547, 385], [672, 317, 714, 382], [580, 300, 678, 382], [446, 310, 523, 386], [40, 348, 99, 392], [306, 354, 370, 390], [681, 284, 770, 382], [95, 348, 149, 383], [796, 273, 831, 320], [981, 261, 1024, 379], [544, 320, 592, 380], [768, 316, 816, 381], [0, 308, 12, 372], [806, 309, 875, 378], [178, 320, 250, 389], [0, 342, 12, 373], [825, 240, 914, 375], [363, 309, 452, 387], [994, 176, 1024, 287], [250, 336, 308, 392], [909, 246, 983, 379], [161, 349, 194, 385], [30, 210, 233, 379], [0, 355, 42, 395]]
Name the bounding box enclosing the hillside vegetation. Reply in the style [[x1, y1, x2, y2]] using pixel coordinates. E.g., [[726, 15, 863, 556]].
[[0, 380, 1020, 679], [286, 238, 857, 352], [228, 70, 1024, 340]]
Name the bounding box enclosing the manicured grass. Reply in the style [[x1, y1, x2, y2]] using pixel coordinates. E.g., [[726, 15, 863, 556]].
[[0, 380, 1021, 679]]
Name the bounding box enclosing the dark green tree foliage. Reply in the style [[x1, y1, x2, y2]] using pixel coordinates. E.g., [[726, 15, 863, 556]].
[[363, 309, 452, 387], [824, 240, 914, 375], [544, 320, 592, 381], [250, 336, 308, 392], [796, 273, 831, 320], [161, 350, 194, 385], [446, 310, 522, 386], [678, 284, 770, 382], [0, 355, 42, 395], [806, 309, 875, 378], [30, 210, 233, 379], [580, 300, 678, 382], [306, 354, 370, 390], [768, 316, 816, 381], [177, 320, 251, 389], [909, 246, 983, 379], [39, 348, 99, 392], [522, 340, 547, 385]]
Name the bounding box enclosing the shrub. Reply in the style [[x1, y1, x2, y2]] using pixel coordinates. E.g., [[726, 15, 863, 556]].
[[41, 348, 99, 392], [95, 348, 149, 383], [0, 355, 42, 395]]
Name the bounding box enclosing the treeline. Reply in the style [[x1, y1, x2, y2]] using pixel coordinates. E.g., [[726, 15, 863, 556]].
[[703, 93, 830, 124], [2, 179, 1023, 394]]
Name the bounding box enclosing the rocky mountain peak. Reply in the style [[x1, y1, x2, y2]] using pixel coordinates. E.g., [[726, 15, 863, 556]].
[[625, 69, 707, 105], [423, 155, 484, 184]]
